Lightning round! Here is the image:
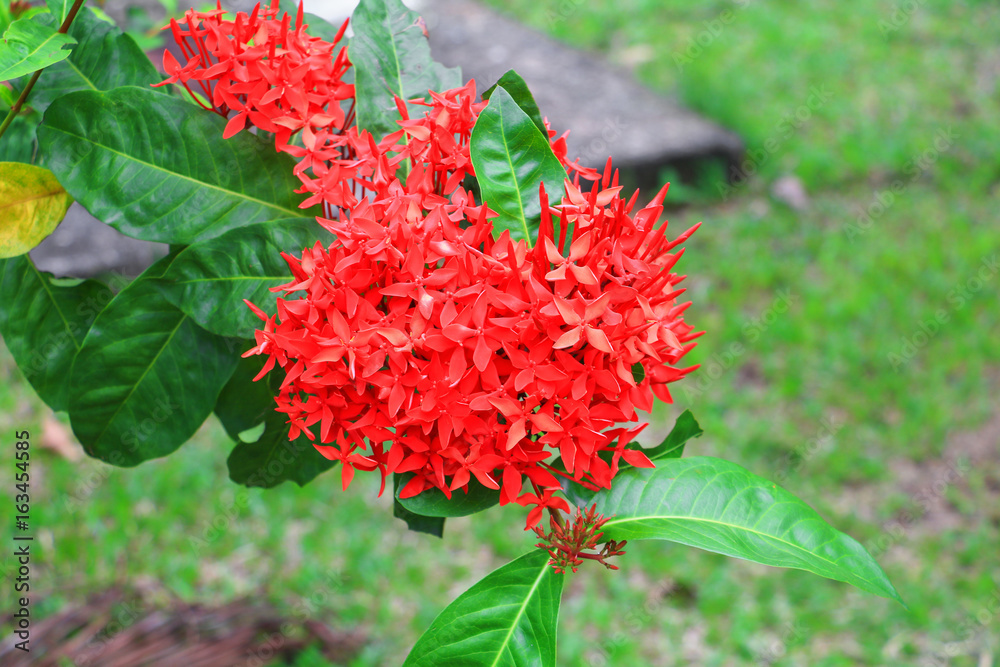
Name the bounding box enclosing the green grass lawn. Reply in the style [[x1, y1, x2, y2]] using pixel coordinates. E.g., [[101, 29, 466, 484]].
[[3, 0, 999, 664]]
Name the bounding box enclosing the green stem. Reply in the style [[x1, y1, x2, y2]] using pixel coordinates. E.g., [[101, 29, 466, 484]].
[[0, 0, 87, 141]]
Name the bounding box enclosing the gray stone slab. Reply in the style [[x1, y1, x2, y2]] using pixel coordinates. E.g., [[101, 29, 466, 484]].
[[30, 205, 168, 279], [419, 0, 743, 171], [28, 0, 743, 279]]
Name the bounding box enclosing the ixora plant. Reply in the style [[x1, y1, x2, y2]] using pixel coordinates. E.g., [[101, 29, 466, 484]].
[[1, 0, 901, 662]]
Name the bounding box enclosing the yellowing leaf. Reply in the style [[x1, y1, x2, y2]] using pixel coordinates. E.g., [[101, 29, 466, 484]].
[[0, 161, 72, 258]]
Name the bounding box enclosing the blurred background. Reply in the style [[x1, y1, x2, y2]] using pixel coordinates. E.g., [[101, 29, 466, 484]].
[[2, 0, 999, 665]]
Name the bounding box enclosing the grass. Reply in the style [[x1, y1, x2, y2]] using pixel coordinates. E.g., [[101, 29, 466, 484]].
[[3, 0, 1000, 664]]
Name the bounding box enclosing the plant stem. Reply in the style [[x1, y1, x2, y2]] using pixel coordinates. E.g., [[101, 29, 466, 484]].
[[0, 0, 87, 141]]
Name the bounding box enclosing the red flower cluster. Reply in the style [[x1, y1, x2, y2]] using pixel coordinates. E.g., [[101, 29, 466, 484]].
[[161, 3, 701, 529], [155, 2, 353, 142], [241, 89, 700, 526]]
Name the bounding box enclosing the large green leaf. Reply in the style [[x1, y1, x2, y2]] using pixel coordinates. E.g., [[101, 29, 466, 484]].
[[0, 254, 112, 411], [483, 70, 547, 137], [0, 161, 72, 257], [227, 410, 337, 489], [404, 549, 562, 667], [593, 457, 902, 602], [38, 86, 318, 244], [0, 113, 40, 163], [26, 8, 162, 112], [68, 257, 240, 466], [293, 11, 348, 44], [395, 472, 501, 518], [0, 15, 76, 81], [351, 0, 461, 141], [214, 351, 277, 442], [394, 499, 446, 538], [470, 86, 567, 245], [157, 218, 331, 339], [45, 0, 74, 24], [640, 409, 703, 461]]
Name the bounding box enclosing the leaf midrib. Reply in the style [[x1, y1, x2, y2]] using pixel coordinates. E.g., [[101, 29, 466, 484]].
[[487, 557, 549, 667], [0, 25, 74, 77], [42, 123, 304, 220], [602, 491, 888, 595], [0, 186, 67, 212], [85, 311, 187, 448], [495, 104, 532, 244]]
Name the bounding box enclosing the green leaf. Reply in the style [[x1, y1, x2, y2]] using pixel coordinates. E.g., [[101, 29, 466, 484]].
[[26, 8, 162, 112], [470, 86, 567, 245], [0, 113, 40, 163], [482, 70, 547, 137], [214, 351, 277, 441], [593, 457, 903, 602], [0, 161, 72, 257], [394, 499, 446, 538], [0, 254, 112, 411], [68, 257, 240, 466], [293, 11, 348, 44], [157, 218, 332, 338], [45, 0, 72, 24], [404, 549, 562, 667], [38, 86, 319, 244], [351, 0, 461, 141], [227, 410, 337, 488], [395, 472, 501, 518], [641, 409, 703, 461], [0, 15, 76, 81], [392, 473, 446, 537]]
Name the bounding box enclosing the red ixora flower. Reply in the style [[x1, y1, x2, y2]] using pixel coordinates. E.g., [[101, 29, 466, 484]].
[[160, 3, 701, 530]]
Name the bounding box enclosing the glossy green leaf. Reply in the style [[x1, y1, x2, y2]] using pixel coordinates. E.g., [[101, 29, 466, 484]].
[[395, 472, 501, 518], [0, 254, 112, 411], [483, 70, 547, 137], [0, 161, 72, 257], [227, 410, 337, 488], [405, 549, 562, 667], [392, 473, 446, 537], [470, 86, 567, 245], [640, 409, 703, 461], [351, 0, 461, 140], [0, 113, 40, 163], [593, 457, 902, 602], [293, 11, 348, 44], [394, 500, 446, 538], [45, 0, 73, 24], [214, 350, 277, 442], [0, 15, 76, 81], [38, 86, 318, 244], [157, 218, 331, 339], [26, 8, 162, 112], [68, 257, 240, 466]]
